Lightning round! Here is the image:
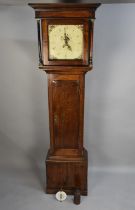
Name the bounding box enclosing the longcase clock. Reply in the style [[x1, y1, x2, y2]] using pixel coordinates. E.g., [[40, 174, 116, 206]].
[[29, 3, 100, 204]]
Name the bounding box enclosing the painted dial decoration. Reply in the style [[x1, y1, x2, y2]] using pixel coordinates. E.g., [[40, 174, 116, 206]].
[[48, 25, 83, 60]]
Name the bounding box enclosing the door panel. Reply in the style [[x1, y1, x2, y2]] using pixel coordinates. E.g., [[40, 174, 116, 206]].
[[52, 80, 80, 149]]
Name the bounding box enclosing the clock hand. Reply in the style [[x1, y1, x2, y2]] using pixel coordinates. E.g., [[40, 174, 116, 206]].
[[67, 43, 72, 51], [63, 31, 72, 51], [63, 42, 72, 51], [63, 30, 70, 45], [62, 32, 67, 48], [63, 43, 66, 48]]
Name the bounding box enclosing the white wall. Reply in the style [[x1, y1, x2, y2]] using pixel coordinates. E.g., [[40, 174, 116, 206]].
[[0, 4, 135, 171], [0, 5, 49, 169]]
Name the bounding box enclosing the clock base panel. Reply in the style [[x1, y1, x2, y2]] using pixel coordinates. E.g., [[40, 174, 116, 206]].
[[45, 149, 88, 196]]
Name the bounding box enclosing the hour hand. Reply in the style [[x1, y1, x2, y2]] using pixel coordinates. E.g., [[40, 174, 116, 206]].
[[63, 43, 72, 51], [67, 44, 72, 51]]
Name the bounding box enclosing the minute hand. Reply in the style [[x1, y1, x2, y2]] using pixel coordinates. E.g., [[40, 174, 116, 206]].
[[63, 33, 72, 51]]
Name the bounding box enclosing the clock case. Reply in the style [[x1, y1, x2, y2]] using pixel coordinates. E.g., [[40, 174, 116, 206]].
[[29, 3, 100, 201]]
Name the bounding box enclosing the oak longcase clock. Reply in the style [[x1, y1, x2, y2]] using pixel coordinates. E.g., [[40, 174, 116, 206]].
[[29, 3, 100, 205]]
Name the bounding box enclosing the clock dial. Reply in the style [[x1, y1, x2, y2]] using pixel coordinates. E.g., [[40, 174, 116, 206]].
[[48, 25, 83, 60]]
